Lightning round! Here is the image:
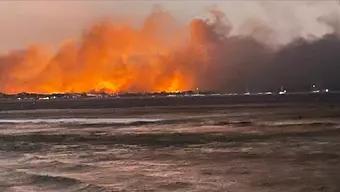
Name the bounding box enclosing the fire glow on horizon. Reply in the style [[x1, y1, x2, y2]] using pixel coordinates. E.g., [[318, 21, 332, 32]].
[[0, 8, 219, 94]]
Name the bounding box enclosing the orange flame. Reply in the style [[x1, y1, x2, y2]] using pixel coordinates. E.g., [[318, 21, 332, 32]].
[[0, 10, 212, 94]]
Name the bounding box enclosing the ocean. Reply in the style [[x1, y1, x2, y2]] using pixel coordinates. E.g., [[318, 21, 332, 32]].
[[1, 98, 340, 191]]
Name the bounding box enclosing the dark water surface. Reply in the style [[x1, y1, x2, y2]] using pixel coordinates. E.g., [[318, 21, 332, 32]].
[[1, 102, 340, 191]]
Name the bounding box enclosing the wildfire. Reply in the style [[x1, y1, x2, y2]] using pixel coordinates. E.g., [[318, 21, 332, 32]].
[[0, 9, 219, 94]]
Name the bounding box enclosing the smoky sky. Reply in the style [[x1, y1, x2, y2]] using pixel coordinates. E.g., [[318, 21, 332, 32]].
[[1, 1, 339, 52], [190, 9, 340, 92]]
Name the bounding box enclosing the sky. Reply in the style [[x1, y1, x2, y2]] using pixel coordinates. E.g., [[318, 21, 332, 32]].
[[0, 0, 339, 53]]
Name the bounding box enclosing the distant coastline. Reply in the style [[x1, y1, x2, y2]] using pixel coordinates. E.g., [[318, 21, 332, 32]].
[[1, 92, 340, 111]]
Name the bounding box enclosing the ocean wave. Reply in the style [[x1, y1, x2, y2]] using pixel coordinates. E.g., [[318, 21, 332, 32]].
[[2, 128, 340, 147], [260, 119, 340, 127], [19, 157, 95, 173], [0, 168, 107, 192], [0, 118, 162, 125]]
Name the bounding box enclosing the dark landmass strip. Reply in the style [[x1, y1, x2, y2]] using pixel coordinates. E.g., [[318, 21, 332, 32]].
[[1, 92, 340, 111]]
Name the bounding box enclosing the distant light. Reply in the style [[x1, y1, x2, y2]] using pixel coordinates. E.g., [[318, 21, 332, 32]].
[[211, 93, 222, 96], [166, 94, 177, 97], [38, 97, 50, 100], [279, 90, 287, 95], [225, 93, 238, 96], [325, 89, 329, 93]]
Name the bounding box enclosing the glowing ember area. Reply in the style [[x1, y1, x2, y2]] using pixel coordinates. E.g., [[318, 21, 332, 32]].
[[0, 9, 213, 94]]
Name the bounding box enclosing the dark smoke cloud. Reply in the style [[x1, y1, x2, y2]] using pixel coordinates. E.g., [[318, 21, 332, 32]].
[[272, 34, 340, 91], [190, 10, 340, 92]]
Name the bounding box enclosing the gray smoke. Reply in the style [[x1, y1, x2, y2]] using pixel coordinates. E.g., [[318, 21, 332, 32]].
[[191, 8, 340, 92]]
